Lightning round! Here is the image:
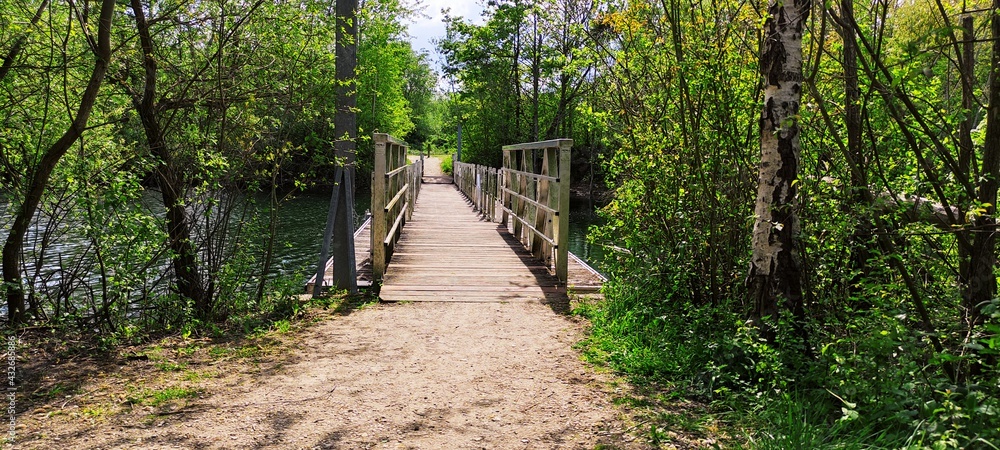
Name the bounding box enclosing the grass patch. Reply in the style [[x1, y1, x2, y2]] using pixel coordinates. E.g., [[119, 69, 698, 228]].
[[272, 319, 292, 333], [80, 404, 113, 420], [33, 383, 73, 400], [126, 386, 200, 407], [182, 370, 217, 382], [572, 291, 737, 448]]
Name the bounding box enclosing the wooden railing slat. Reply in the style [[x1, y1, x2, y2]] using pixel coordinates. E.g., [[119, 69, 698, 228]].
[[452, 139, 573, 283], [371, 133, 420, 282]]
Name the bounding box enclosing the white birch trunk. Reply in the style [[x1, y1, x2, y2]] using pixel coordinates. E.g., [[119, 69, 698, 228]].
[[747, 0, 810, 340]]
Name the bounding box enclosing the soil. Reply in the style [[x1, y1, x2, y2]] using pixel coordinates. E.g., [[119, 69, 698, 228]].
[[12, 300, 651, 449]]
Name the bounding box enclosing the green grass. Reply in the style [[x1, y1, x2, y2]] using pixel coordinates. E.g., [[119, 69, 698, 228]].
[[126, 386, 200, 407], [182, 370, 217, 382], [272, 319, 292, 333], [80, 404, 113, 419], [33, 383, 72, 400]]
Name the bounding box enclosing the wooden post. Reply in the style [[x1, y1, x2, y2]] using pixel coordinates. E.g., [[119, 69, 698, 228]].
[[372, 133, 388, 280], [501, 152, 511, 226], [532, 149, 550, 261], [539, 147, 556, 266], [555, 140, 571, 282], [513, 150, 527, 241]]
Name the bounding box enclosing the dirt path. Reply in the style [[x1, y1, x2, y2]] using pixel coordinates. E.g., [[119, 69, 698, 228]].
[[421, 156, 445, 177], [17, 301, 642, 449]]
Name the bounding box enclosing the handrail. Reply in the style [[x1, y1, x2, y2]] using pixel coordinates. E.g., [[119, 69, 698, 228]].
[[372, 133, 422, 281], [453, 155, 499, 222], [499, 167, 558, 182], [452, 139, 572, 283], [499, 185, 558, 215], [501, 139, 572, 282]]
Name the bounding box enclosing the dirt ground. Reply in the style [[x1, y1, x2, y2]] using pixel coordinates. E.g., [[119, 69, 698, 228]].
[[12, 300, 658, 449], [414, 155, 446, 178]]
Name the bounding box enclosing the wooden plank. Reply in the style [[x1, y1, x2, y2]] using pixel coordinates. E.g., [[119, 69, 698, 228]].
[[502, 139, 572, 152], [377, 179, 602, 303]]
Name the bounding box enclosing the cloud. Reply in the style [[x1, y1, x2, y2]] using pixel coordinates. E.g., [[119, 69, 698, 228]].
[[407, 0, 484, 54]]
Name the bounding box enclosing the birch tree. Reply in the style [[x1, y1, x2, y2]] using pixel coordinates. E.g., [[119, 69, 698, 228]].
[[747, 0, 810, 343]]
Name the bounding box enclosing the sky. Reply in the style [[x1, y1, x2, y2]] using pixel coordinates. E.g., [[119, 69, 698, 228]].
[[405, 0, 485, 78]]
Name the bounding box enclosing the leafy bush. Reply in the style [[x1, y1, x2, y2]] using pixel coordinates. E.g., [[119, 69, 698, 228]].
[[440, 156, 453, 175]]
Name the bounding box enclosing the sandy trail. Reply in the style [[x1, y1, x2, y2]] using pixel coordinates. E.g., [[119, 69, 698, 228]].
[[23, 302, 638, 449]]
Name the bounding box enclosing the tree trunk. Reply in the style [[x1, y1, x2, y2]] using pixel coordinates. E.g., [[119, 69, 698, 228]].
[[836, 0, 872, 299], [3, 0, 115, 324], [129, 0, 207, 316], [746, 0, 810, 344], [531, 9, 540, 142], [320, 0, 359, 294], [511, 0, 523, 144], [965, 0, 1000, 328]]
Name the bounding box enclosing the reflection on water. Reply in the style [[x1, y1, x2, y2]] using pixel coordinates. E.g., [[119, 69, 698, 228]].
[[270, 192, 371, 276], [568, 197, 606, 275]]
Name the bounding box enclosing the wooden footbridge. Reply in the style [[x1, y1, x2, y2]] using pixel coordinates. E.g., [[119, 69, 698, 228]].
[[307, 134, 605, 303]]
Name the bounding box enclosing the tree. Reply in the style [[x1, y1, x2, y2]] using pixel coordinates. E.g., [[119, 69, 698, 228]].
[[3, 0, 116, 324], [125, 0, 219, 317], [746, 0, 810, 344], [967, 0, 1000, 329], [316, 0, 360, 295], [402, 51, 440, 150]]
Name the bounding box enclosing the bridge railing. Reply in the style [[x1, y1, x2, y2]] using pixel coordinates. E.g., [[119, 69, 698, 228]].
[[372, 133, 422, 281], [500, 139, 572, 283], [453, 156, 498, 221]]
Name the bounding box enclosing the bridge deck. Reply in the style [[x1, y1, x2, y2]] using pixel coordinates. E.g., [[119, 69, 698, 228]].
[[379, 183, 603, 303]]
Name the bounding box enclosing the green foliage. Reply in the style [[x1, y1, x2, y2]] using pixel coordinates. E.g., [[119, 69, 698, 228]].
[[440, 156, 454, 175], [571, 0, 1000, 448], [439, 0, 600, 166], [1, 0, 436, 343]]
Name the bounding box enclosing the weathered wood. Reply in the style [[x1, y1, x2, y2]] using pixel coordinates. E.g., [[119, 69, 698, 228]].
[[371, 133, 422, 282], [501, 139, 571, 151], [372, 135, 388, 279], [449, 139, 577, 284], [555, 139, 571, 281], [378, 183, 602, 302]]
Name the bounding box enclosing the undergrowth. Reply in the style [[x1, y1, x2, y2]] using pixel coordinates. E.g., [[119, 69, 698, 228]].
[[575, 279, 1000, 449], [440, 156, 453, 175]]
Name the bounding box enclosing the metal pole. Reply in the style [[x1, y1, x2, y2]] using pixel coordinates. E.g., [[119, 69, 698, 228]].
[[456, 123, 462, 162]]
